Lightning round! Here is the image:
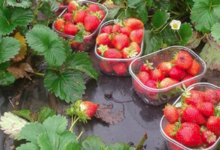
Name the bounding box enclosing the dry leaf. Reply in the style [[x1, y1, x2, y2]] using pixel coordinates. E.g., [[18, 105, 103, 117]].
[[94, 103, 124, 125], [7, 66, 32, 80], [19, 63, 34, 73]]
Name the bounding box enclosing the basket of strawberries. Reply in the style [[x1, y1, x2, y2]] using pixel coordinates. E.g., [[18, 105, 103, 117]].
[[94, 18, 144, 76], [53, 0, 108, 51], [129, 46, 207, 106], [160, 82, 220, 150]]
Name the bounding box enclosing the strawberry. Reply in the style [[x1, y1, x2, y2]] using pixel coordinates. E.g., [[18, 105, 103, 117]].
[[97, 10, 105, 20], [63, 23, 79, 36], [80, 101, 98, 118], [215, 90, 220, 100], [204, 89, 219, 105], [173, 50, 193, 70], [63, 12, 73, 22], [181, 75, 196, 88], [197, 102, 214, 117], [168, 66, 186, 81], [74, 9, 87, 23], [145, 79, 157, 97], [84, 15, 100, 32], [201, 130, 217, 147], [182, 105, 205, 125], [182, 90, 205, 107], [164, 123, 176, 139], [96, 33, 111, 45], [112, 24, 121, 33], [124, 18, 144, 31], [99, 60, 113, 73], [87, 4, 100, 12], [67, 1, 78, 13], [187, 60, 200, 76], [176, 122, 202, 147], [163, 104, 179, 123], [70, 39, 80, 48], [140, 60, 153, 73], [97, 45, 108, 56], [133, 80, 145, 94], [157, 61, 173, 76], [159, 77, 178, 89], [121, 42, 140, 58], [136, 71, 150, 85], [54, 18, 65, 31], [177, 108, 184, 122], [111, 33, 129, 50], [129, 29, 144, 44], [112, 63, 127, 75], [104, 48, 122, 59], [101, 25, 112, 34], [150, 69, 165, 81], [120, 27, 131, 36], [207, 116, 220, 136]]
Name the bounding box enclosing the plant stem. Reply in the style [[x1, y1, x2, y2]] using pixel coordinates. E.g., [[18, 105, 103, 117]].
[[69, 116, 80, 132], [33, 72, 45, 76], [134, 132, 148, 150], [76, 130, 83, 141]]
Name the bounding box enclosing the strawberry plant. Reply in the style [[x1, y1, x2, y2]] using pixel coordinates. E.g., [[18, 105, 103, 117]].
[[0, 0, 98, 103]]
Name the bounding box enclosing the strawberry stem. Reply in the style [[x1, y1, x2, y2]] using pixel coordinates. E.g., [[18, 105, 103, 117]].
[[76, 130, 84, 141], [134, 132, 148, 150], [69, 116, 80, 132]]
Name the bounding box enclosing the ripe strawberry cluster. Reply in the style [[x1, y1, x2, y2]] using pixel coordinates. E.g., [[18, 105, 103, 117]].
[[54, 1, 106, 50], [163, 87, 220, 149], [134, 50, 201, 99], [96, 18, 144, 76]]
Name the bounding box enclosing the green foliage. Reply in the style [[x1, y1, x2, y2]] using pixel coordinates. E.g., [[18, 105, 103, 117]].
[[152, 10, 170, 28], [179, 23, 193, 45], [80, 136, 106, 150], [211, 23, 220, 43], [107, 143, 135, 150], [37, 107, 56, 123], [152, 0, 172, 10], [0, 72, 15, 86], [5, 0, 33, 8]]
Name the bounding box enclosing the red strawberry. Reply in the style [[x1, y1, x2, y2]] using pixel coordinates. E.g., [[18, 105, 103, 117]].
[[54, 18, 65, 31], [215, 90, 220, 100], [173, 50, 193, 70], [124, 18, 144, 31], [74, 10, 87, 23], [168, 66, 186, 81], [63, 13, 73, 22], [112, 24, 121, 33], [187, 60, 200, 76], [99, 60, 113, 73], [140, 60, 153, 73], [201, 130, 217, 147], [63, 23, 79, 35], [104, 48, 122, 59], [136, 71, 150, 85], [97, 45, 108, 56], [204, 89, 219, 105], [101, 25, 112, 34], [177, 108, 184, 122], [207, 116, 220, 136], [80, 101, 98, 118], [68, 1, 78, 13], [129, 29, 144, 44], [182, 90, 205, 107], [111, 33, 129, 50], [181, 75, 196, 88], [70, 39, 80, 48], [182, 105, 206, 125], [157, 61, 173, 76], [145, 79, 157, 97], [133, 80, 145, 94], [197, 102, 214, 117], [87, 4, 100, 12], [120, 27, 131, 36], [164, 123, 176, 139], [97, 10, 105, 20], [163, 104, 179, 123], [121, 42, 140, 58], [159, 77, 178, 89], [96, 33, 111, 45], [150, 69, 165, 81], [84, 15, 100, 32], [176, 122, 202, 147], [112, 63, 127, 75]]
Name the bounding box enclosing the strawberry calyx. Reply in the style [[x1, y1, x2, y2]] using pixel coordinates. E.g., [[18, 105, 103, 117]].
[[90, 11, 102, 21], [122, 46, 138, 58], [97, 44, 108, 56], [76, 22, 85, 31], [214, 106, 220, 117], [114, 19, 125, 27]]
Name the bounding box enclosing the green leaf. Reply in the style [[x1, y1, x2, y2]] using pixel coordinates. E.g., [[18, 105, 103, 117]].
[[37, 107, 56, 123], [136, 4, 148, 24], [73, 30, 84, 43], [6, 0, 32, 8], [211, 23, 220, 43], [179, 23, 193, 46], [152, 10, 170, 28], [26, 24, 66, 67], [124, 7, 137, 19], [49, 0, 59, 12], [61, 38, 72, 57], [0, 37, 21, 63], [127, 0, 143, 8], [20, 123, 46, 144], [65, 143, 80, 150], [161, 27, 178, 46], [107, 143, 135, 150], [112, 0, 124, 6], [12, 110, 37, 122], [191, 0, 220, 33], [44, 69, 86, 103], [38, 132, 60, 150], [16, 143, 39, 150], [80, 136, 106, 150], [0, 61, 9, 71], [143, 30, 163, 54], [0, 72, 15, 86], [107, 8, 121, 20], [153, 0, 172, 10], [60, 131, 79, 150], [43, 115, 67, 134], [0, 7, 33, 35], [147, 0, 153, 8], [65, 52, 98, 80]]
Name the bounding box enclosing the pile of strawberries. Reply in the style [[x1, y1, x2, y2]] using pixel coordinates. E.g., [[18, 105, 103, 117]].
[[163, 86, 220, 149], [96, 18, 144, 76], [133, 50, 201, 99]]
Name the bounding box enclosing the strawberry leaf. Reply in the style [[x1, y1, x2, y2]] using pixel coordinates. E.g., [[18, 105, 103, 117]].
[[0, 61, 9, 71], [179, 23, 193, 46], [211, 23, 220, 43], [136, 4, 148, 23], [191, 0, 220, 34], [73, 30, 84, 43], [44, 69, 86, 103], [152, 10, 170, 28], [26, 25, 66, 67], [161, 27, 178, 45], [0, 7, 33, 35], [16, 143, 39, 150], [106, 8, 121, 20], [112, 0, 125, 6], [12, 110, 37, 122], [5, 0, 32, 8], [127, 0, 143, 8], [0, 37, 21, 63], [153, 0, 172, 10], [65, 143, 81, 150], [0, 72, 15, 86], [37, 107, 56, 123], [107, 143, 135, 150], [80, 136, 106, 150]]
